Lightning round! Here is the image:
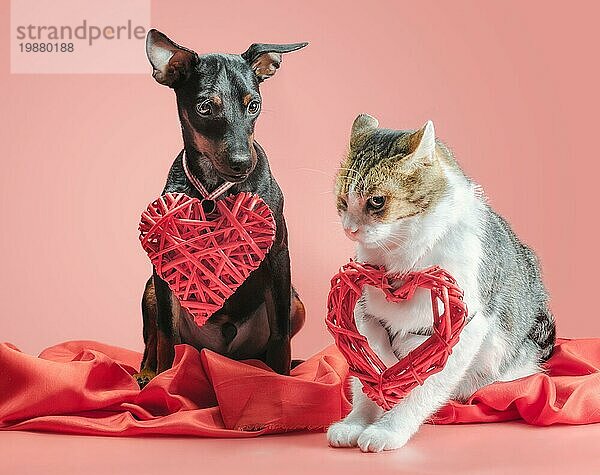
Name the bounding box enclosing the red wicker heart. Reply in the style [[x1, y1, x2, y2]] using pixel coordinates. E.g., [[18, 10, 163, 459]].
[[139, 192, 276, 326], [326, 261, 468, 410]]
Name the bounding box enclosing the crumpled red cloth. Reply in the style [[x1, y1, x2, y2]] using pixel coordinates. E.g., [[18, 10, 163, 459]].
[[0, 342, 351, 436], [0, 338, 598, 437], [433, 338, 600, 425]]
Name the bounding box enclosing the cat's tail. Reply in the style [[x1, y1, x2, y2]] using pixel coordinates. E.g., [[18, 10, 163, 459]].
[[528, 307, 556, 362]]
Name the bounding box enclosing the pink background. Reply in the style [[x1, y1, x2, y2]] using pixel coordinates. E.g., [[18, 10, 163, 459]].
[[3, 2, 600, 473], [1, 0, 599, 359]]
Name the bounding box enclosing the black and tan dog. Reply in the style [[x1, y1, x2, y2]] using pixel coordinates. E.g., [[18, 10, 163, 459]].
[[135, 29, 307, 387]]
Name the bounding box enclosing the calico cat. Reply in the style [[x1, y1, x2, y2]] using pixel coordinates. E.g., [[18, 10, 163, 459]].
[[328, 114, 555, 452]]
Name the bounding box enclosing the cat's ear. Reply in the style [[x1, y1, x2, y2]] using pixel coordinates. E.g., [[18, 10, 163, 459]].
[[146, 29, 198, 87], [407, 120, 436, 165], [350, 113, 379, 146]]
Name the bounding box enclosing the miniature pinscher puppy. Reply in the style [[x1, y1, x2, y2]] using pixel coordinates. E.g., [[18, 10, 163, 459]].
[[135, 29, 307, 387]]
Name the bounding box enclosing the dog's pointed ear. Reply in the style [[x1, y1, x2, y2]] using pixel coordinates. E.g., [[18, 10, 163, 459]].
[[146, 29, 198, 87], [241, 42, 308, 82]]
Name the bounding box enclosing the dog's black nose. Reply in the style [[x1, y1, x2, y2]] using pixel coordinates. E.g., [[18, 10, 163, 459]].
[[228, 154, 252, 175]]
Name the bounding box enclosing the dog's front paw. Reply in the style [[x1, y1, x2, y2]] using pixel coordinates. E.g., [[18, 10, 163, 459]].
[[357, 426, 411, 453], [327, 420, 367, 448]]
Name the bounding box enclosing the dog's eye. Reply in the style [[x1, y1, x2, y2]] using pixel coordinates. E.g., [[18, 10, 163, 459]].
[[367, 196, 386, 211], [196, 100, 213, 117], [247, 100, 261, 115]]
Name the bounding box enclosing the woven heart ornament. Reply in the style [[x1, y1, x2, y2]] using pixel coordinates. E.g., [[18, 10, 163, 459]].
[[326, 261, 468, 410], [139, 192, 276, 326]]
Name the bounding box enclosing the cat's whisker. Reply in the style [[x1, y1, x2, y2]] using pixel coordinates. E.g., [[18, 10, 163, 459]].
[[337, 166, 359, 173], [383, 238, 404, 249], [336, 167, 367, 192], [386, 235, 408, 245], [375, 240, 392, 255], [294, 167, 333, 177], [337, 173, 361, 181], [339, 176, 367, 193]]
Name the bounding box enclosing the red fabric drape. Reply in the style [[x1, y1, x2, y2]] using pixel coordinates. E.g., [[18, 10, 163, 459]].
[[433, 338, 600, 425], [0, 338, 598, 437]]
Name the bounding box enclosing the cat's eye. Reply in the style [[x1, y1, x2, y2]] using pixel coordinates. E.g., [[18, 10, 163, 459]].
[[247, 100, 261, 115], [196, 100, 213, 117], [367, 196, 386, 211]]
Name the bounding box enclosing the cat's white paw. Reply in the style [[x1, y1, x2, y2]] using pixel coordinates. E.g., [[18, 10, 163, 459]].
[[357, 426, 410, 453], [327, 421, 367, 448]]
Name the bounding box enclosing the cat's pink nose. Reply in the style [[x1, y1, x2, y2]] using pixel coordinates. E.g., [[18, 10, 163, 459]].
[[344, 227, 360, 240]]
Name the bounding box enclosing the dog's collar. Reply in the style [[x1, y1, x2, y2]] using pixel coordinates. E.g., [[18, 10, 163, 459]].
[[182, 150, 235, 203]]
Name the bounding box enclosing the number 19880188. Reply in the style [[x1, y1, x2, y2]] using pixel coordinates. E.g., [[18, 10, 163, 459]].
[[19, 43, 74, 53]]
